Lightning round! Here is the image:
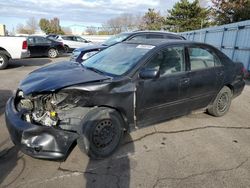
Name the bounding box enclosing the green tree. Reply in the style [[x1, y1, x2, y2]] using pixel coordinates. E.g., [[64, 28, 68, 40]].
[[39, 18, 64, 34], [211, 0, 250, 25], [140, 8, 164, 30], [165, 0, 210, 32], [39, 18, 50, 33]]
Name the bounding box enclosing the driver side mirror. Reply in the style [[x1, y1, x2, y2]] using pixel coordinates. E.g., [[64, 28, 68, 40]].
[[139, 68, 160, 79]]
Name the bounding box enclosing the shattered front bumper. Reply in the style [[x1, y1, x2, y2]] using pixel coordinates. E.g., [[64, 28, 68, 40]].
[[5, 97, 79, 160]]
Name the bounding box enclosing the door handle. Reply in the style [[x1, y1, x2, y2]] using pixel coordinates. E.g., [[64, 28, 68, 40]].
[[217, 71, 224, 76], [180, 78, 190, 84]]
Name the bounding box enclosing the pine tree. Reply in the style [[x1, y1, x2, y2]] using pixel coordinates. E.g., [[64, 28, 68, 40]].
[[140, 9, 165, 30], [211, 0, 250, 25], [165, 0, 210, 32]]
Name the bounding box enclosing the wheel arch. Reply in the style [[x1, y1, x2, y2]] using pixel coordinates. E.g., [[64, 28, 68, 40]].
[[98, 105, 129, 131], [225, 84, 234, 95], [0, 47, 11, 59]]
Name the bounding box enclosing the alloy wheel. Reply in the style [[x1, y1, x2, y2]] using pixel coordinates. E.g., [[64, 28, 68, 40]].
[[48, 49, 57, 58], [217, 93, 229, 112], [0, 56, 4, 65]]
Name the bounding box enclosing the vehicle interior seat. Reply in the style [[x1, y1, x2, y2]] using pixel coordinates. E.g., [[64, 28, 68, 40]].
[[160, 49, 181, 75]]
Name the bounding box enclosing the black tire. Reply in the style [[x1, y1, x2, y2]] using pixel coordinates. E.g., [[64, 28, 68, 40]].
[[77, 107, 125, 159], [0, 53, 9, 70], [207, 86, 232, 117], [48, 48, 58, 58], [64, 45, 69, 53]]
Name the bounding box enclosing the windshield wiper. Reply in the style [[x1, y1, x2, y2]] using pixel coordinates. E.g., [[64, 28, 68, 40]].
[[84, 66, 105, 75]]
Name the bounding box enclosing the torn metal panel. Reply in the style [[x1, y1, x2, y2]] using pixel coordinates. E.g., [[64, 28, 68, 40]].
[[5, 98, 79, 160]]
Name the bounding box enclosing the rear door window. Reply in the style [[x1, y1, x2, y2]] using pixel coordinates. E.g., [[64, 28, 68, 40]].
[[35, 37, 51, 44], [27, 37, 35, 44], [62, 36, 74, 41], [75, 37, 87, 42], [188, 47, 221, 71]]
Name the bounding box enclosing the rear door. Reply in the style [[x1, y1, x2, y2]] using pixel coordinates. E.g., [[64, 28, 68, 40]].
[[34, 37, 51, 56], [27, 37, 37, 56], [186, 45, 224, 110], [136, 45, 190, 126]]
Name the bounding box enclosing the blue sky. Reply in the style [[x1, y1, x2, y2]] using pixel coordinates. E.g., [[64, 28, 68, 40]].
[[0, 0, 207, 33]]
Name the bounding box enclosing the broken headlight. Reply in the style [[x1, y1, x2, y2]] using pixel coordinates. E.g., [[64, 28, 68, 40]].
[[15, 90, 33, 112], [17, 98, 33, 112]]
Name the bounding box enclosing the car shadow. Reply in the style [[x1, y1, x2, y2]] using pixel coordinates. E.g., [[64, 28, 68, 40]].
[[244, 79, 250, 85], [0, 145, 23, 187], [84, 133, 134, 188], [7, 58, 52, 69], [0, 90, 13, 116]]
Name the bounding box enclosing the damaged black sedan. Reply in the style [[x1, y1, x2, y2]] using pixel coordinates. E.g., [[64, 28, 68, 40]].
[[5, 40, 245, 160]]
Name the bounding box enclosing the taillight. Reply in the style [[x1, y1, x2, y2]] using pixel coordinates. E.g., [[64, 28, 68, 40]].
[[22, 40, 28, 50], [242, 67, 246, 73]]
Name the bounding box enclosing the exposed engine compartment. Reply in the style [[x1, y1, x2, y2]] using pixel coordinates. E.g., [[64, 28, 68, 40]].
[[15, 90, 90, 129]]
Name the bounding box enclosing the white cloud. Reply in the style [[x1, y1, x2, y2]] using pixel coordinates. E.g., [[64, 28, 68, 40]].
[[0, 0, 179, 25]]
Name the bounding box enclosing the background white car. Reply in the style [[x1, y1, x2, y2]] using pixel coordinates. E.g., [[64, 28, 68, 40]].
[[47, 35, 92, 52], [0, 36, 30, 69]]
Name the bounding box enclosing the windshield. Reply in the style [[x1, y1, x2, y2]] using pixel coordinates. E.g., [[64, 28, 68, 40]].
[[102, 33, 131, 46], [83, 43, 154, 76]]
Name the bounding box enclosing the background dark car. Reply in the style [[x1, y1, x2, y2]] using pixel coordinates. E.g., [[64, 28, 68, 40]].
[[70, 31, 186, 63], [5, 39, 245, 161], [27, 36, 65, 58]]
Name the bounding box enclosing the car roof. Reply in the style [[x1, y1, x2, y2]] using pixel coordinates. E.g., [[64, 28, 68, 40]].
[[121, 30, 179, 35], [61, 35, 82, 37], [28, 36, 46, 38], [119, 30, 185, 39], [123, 39, 210, 47]]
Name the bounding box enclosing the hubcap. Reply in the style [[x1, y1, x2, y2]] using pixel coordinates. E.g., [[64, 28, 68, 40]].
[[0, 56, 4, 65], [217, 93, 229, 112], [92, 119, 115, 148], [49, 49, 57, 57]]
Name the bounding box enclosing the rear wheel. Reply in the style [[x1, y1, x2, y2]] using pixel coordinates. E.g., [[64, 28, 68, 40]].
[[48, 48, 58, 58], [77, 107, 124, 159], [207, 86, 232, 117], [64, 45, 69, 53], [0, 53, 9, 70]]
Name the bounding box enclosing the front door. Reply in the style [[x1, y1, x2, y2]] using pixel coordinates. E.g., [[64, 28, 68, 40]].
[[136, 45, 190, 126]]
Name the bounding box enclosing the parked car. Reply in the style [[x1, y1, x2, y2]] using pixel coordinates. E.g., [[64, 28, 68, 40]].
[[5, 39, 245, 160], [70, 31, 186, 63], [0, 36, 30, 69], [27, 36, 65, 58], [47, 35, 92, 52]]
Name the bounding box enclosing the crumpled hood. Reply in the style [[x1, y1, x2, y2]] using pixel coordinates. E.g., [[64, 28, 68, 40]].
[[20, 61, 109, 95]]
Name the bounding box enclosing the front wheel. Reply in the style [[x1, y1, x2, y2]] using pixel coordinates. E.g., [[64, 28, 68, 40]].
[[77, 107, 125, 159], [207, 86, 232, 117], [48, 48, 58, 58]]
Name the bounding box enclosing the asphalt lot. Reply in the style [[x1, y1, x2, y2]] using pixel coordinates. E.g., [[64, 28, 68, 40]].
[[1, 56, 250, 188]]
